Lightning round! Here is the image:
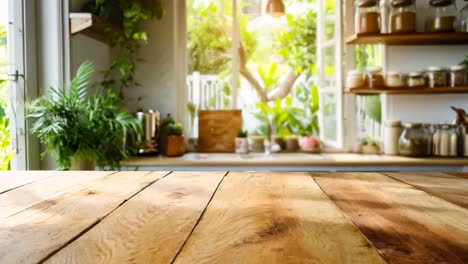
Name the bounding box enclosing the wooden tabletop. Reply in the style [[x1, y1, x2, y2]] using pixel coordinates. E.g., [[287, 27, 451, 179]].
[[0, 171, 467, 263]]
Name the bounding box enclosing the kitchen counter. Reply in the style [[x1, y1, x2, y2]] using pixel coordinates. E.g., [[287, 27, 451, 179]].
[[121, 153, 468, 171], [1, 171, 467, 263]]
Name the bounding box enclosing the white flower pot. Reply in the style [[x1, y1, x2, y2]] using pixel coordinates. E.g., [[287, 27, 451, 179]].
[[235, 138, 249, 154]]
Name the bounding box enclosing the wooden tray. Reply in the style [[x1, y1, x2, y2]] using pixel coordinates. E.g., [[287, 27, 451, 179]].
[[197, 110, 242, 153]]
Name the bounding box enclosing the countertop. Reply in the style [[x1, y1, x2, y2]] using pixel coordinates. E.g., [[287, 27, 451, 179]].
[[121, 153, 468, 167], [1, 171, 467, 263]]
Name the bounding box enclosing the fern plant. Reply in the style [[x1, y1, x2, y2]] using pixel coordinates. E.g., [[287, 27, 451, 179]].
[[27, 61, 141, 169]]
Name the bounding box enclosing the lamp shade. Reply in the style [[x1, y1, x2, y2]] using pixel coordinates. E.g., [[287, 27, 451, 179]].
[[266, 0, 285, 17]]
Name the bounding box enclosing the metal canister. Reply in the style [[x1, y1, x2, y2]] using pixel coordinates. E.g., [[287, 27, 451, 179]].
[[136, 110, 160, 155]]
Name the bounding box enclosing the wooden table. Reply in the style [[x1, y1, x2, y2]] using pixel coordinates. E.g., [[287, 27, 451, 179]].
[[0, 171, 467, 263]]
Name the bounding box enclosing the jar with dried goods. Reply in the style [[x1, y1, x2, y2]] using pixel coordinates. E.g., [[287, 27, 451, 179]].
[[460, 0, 468, 32], [355, 0, 381, 34], [389, 0, 416, 33], [385, 71, 407, 88], [407, 72, 427, 87], [427, 66, 448, 88], [346, 70, 366, 89], [433, 124, 458, 157], [427, 0, 457, 32], [384, 120, 402, 155], [399, 123, 431, 157], [366, 66, 385, 88], [449, 65, 467, 87]]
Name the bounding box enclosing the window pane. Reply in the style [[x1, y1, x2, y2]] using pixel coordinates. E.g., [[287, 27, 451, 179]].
[[322, 93, 337, 142], [322, 46, 335, 88]]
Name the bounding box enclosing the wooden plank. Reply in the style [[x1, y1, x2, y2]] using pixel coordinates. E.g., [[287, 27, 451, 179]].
[[383, 172, 468, 209], [0, 171, 169, 264], [346, 32, 468, 45], [312, 172, 468, 264], [174, 172, 385, 264], [45, 171, 226, 264], [346, 86, 468, 95], [447, 173, 468, 180], [0, 171, 113, 219], [0, 171, 62, 194]]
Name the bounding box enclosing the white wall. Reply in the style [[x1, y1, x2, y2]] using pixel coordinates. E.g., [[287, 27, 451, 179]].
[[383, 1, 468, 124], [123, 0, 186, 123]]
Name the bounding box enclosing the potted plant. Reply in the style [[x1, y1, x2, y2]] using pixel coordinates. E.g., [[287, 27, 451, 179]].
[[235, 129, 249, 154], [27, 61, 141, 170], [360, 135, 381, 155], [285, 135, 300, 152], [300, 135, 321, 153], [165, 122, 185, 157], [249, 134, 265, 153]]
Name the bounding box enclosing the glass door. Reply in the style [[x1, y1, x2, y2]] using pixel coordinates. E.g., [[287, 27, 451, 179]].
[[1, 0, 26, 170]]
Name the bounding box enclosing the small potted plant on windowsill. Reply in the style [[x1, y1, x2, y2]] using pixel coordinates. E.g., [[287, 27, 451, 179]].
[[164, 122, 185, 157], [359, 135, 381, 155], [235, 129, 249, 154], [285, 135, 300, 152], [300, 135, 321, 153]]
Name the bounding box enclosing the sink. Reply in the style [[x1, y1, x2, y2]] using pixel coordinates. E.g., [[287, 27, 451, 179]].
[[182, 153, 326, 161]]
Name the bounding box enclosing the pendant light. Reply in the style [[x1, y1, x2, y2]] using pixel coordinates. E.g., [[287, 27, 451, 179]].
[[266, 0, 285, 17]]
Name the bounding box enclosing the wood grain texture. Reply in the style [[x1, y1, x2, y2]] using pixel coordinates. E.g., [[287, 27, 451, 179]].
[[0, 171, 112, 219], [0, 171, 62, 194], [45, 171, 226, 264], [197, 110, 242, 152], [0, 171, 168, 264], [447, 173, 468, 180], [312, 172, 468, 264], [174, 172, 385, 264], [383, 172, 468, 209]]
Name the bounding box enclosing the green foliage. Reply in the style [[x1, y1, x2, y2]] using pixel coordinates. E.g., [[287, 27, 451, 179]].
[[167, 123, 183, 136], [187, 0, 257, 74], [275, 9, 317, 75], [360, 95, 382, 124], [360, 135, 380, 147], [237, 129, 248, 138], [187, 2, 231, 74], [257, 63, 280, 91], [253, 77, 320, 137], [84, 0, 164, 92], [27, 61, 141, 169], [354, 45, 382, 72], [460, 55, 468, 67], [0, 25, 13, 170]]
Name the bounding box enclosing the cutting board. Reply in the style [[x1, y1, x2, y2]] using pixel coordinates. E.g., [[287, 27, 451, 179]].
[[197, 110, 242, 152]]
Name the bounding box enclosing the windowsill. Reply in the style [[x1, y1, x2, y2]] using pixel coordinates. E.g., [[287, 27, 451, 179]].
[[121, 153, 468, 167]]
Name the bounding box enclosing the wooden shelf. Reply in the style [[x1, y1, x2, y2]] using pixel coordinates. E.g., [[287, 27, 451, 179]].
[[346, 32, 468, 46], [346, 86, 468, 95], [69, 13, 122, 44]]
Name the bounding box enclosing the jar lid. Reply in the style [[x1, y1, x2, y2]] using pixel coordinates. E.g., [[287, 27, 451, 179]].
[[408, 72, 424, 77], [427, 66, 446, 72], [385, 120, 401, 127], [429, 0, 453, 7], [391, 0, 414, 8], [357, 0, 378, 7], [403, 122, 422, 128], [347, 70, 363, 76], [449, 65, 467, 71], [386, 71, 399, 76], [366, 66, 382, 73]]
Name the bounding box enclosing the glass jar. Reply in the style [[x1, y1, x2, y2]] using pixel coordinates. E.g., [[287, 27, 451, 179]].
[[366, 66, 384, 88], [380, 0, 390, 33], [427, 66, 448, 88], [423, 124, 433, 155], [433, 124, 458, 156], [407, 72, 427, 87], [426, 0, 457, 32], [385, 71, 407, 88], [384, 120, 402, 155], [346, 70, 366, 89], [449, 65, 467, 87], [355, 0, 381, 34], [461, 0, 468, 32], [389, 0, 416, 33], [399, 123, 431, 157]]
